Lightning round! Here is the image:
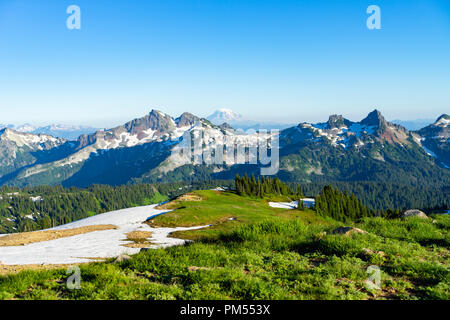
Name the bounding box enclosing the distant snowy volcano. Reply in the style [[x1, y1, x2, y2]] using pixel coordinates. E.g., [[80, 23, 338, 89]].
[[206, 108, 294, 131], [207, 109, 244, 125]]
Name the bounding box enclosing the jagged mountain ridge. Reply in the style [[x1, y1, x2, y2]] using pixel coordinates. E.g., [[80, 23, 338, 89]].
[[0, 110, 232, 186], [0, 109, 448, 187], [281, 110, 413, 149], [0, 123, 98, 141]]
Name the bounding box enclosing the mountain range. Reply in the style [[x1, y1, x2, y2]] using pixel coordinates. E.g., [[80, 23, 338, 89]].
[[391, 119, 435, 131], [0, 109, 448, 188], [0, 124, 98, 141]]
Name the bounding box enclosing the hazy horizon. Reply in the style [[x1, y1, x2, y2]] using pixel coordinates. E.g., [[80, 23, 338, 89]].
[[1, 0, 449, 127], [0, 107, 444, 130]]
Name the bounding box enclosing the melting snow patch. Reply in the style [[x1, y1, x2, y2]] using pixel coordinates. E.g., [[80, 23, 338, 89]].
[[211, 187, 228, 191], [0, 204, 211, 265], [422, 145, 437, 158], [269, 202, 298, 209], [269, 199, 315, 210]]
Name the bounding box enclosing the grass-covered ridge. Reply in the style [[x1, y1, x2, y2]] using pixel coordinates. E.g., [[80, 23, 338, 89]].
[[150, 190, 322, 240], [0, 190, 448, 300]]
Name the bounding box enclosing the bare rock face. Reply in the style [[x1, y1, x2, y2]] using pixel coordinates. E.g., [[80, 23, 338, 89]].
[[403, 209, 428, 219], [332, 227, 368, 236], [176, 112, 200, 128], [124, 109, 176, 135], [362, 248, 385, 257], [327, 115, 352, 129]]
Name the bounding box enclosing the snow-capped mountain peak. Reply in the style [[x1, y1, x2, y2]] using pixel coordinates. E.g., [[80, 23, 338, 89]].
[[282, 110, 413, 150], [0, 123, 98, 141], [433, 114, 450, 127], [0, 127, 65, 149], [207, 109, 244, 125]]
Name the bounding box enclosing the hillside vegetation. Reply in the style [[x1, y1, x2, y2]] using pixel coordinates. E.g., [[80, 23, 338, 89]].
[[0, 190, 448, 300]]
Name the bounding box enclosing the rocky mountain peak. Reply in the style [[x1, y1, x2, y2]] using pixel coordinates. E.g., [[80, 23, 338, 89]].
[[327, 115, 350, 128], [360, 109, 387, 128], [175, 112, 200, 128], [122, 109, 176, 134], [0, 127, 65, 149], [434, 114, 450, 127]]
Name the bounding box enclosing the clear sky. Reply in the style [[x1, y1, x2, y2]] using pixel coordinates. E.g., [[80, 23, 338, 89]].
[[0, 0, 449, 127]]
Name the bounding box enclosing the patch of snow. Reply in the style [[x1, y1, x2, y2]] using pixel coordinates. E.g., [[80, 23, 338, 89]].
[[434, 117, 449, 127], [422, 145, 437, 158], [348, 124, 375, 137], [269, 198, 316, 210], [0, 204, 211, 265], [1, 129, 62, 150], [269, 201, 298, 209], [269, 198, 315, 210], [300, 198, 316, 208]]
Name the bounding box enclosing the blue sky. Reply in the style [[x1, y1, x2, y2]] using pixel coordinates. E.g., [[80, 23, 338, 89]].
[[0, 0, 449, 127]]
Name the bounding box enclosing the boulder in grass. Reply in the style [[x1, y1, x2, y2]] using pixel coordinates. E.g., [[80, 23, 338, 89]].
[[332, 227, 368, 236], [114, 255, 132, 263], [402, 209, 428, 219], [362, 248, 386, 257]]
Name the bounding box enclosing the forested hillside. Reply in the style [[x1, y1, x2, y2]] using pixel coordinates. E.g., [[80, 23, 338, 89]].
[[298, 182, 449, 212]]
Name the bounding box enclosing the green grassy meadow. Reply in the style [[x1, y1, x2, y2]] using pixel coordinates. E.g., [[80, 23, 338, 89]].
[[0, 190, 448, 300]]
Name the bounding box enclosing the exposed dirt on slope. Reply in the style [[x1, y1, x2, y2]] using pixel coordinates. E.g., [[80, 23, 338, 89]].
[[0, 263, 83, 276], [121, 231, 154, 248], [0, 225, 118, 247], [156, 192, 204, 210]]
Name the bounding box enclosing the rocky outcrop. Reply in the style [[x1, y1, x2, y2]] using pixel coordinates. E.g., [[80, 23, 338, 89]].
[[332, 227, 368, 236], [402, 209, 428, 219], [114, 254, 132, 263]]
